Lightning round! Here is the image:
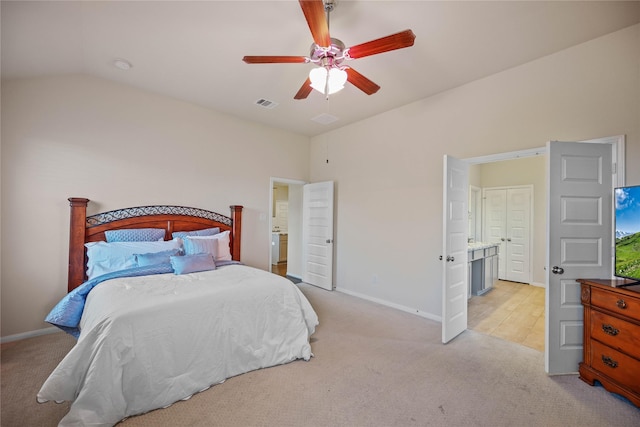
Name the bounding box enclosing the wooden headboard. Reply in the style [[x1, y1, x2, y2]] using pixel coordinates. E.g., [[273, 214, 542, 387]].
[[68, 198, 243, 292]]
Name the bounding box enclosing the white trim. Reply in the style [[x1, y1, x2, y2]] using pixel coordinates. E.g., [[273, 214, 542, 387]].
[[1, 326, 61, 344], [578, 135, 626, 187], [336, 286, 442, 323], [464, 147, 546, 165]]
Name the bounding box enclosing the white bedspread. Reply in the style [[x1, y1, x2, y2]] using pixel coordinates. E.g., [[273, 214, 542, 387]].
[[38, 265, 318, 426]]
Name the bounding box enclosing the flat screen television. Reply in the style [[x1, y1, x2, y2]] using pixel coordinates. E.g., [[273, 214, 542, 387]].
[[614, 185, 640, 282]]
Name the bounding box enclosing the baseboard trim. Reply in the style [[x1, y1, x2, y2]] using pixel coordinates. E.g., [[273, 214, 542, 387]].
[[1, 326, 61, 344], [336, 287, 442, 323]]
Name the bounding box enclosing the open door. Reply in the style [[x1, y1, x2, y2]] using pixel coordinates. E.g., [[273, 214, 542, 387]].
[[302, 181, 334, 290], [442, 155, 469, 343], [546, 141, 612, 374]]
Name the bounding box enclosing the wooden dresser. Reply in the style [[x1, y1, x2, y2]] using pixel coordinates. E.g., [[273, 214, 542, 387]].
[[578, 278, 640, 408]]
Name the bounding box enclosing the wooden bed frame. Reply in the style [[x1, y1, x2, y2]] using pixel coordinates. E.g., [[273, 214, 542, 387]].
[[68, 198, 243, 292]]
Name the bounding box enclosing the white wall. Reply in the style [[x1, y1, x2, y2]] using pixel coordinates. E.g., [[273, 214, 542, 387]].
[[1, 74, 310, 338], [309, 24, 640, 319]]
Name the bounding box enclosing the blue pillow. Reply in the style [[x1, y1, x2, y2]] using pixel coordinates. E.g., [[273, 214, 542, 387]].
[[182, 237, 218, 258], [105, 228, 166, 243], [170, 254, 216, 275], [172, 227, 220, 239], [135, 248, 183, 267]]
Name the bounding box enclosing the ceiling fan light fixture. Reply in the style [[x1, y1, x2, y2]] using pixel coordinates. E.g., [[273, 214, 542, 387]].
[[309, 66, 347, 95]]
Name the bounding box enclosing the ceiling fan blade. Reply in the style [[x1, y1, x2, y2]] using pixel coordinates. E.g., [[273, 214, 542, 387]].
[[347, 29, 416, 59], [294, 78, 313, 100], [243, 56, 308, 64], [345, 68, 380, 95], [299, 0, 331, 47]]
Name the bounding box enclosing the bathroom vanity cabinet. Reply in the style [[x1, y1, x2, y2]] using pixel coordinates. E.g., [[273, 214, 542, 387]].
[[468, 243, 499, 297]]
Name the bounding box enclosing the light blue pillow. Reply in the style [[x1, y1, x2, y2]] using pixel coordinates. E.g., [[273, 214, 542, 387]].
[[182, 237, 218, 258], [105, 228, 166, 243], [135, 248, 182, 267], [172, 227, 220, 239], [170, 254, 216, 275]]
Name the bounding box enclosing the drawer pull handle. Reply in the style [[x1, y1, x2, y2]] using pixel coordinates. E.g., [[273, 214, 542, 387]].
[[616, 299, 627, 309], [601, 324, 619, 336], [601, 355, 618, 369]]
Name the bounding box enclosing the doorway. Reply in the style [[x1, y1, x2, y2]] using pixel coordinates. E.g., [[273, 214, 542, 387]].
[[269, 178, 305, 282], [467, 157, 543, 351], [460, 135, 625, 355]]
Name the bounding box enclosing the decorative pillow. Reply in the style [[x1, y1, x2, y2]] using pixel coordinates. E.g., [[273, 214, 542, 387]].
[[182, 236, 218, 259], [184, 230, 232, 261], [135, 248, 183, 267], [85, 239, 182, 280], [170, 254, 216, 275], [172, 227, 220, 239], [105, 228, 166, 243]]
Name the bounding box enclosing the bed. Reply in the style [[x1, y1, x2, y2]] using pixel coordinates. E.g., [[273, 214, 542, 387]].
[[37, 198, 319, 427]]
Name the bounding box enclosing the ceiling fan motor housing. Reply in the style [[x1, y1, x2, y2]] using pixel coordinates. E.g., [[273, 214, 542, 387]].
[[309, 38, 346, 67]]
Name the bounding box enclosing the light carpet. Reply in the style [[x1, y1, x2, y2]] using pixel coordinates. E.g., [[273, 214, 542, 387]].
[[2, 283, 639, 426]]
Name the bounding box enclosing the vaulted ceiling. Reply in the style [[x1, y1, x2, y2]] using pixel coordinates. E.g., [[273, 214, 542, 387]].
[[2, 1, 639, 136]]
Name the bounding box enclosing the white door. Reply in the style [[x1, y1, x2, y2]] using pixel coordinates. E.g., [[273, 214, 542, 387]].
[[442, 155, 469, 343], [484, 189, 508, 278], [505, 188, 532, 283], [274, 200, 289, 231], [546, 141, 612, 374], [302, 181, 334, 290], [484, 187, 532, 283]]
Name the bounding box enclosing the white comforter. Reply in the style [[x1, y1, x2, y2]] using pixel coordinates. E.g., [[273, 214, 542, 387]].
[[38, 265, 318, 426]]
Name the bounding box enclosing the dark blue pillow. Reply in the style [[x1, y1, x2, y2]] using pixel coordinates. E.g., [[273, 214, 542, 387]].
[[105, 228, 166, 242]]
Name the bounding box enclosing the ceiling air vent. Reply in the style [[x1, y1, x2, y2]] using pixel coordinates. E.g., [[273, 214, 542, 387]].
[[255, 98, 278, 109]]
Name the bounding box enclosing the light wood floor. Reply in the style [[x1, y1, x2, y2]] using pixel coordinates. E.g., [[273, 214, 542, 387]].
[[468, 280, 545, 352], [272, 262, 287, 277]]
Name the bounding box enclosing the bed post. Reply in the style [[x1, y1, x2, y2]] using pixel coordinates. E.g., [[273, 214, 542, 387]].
[[68, 198, 89, 292], [230, 205, 243, 261]]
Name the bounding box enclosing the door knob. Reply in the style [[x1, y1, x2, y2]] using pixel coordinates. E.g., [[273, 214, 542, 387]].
[[446, 255, 455, 262], [551, 266, 564, 274]]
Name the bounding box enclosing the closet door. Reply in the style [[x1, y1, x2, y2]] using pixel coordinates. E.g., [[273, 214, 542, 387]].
[[504, 188, 531, 284], [483, 187, 532, 284], [484, 189, 508, 278]]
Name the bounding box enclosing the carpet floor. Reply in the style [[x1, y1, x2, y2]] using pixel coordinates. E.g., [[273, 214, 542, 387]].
[[2, 283, 639, 426]]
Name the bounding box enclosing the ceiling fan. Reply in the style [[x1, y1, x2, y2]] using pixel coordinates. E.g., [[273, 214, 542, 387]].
[[242, 0, 416, 100]]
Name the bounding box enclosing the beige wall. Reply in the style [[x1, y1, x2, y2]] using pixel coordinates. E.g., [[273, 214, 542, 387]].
[[2, 24, 638, 339], [1, 75, 310, 338], [309, 24, 640, 319]]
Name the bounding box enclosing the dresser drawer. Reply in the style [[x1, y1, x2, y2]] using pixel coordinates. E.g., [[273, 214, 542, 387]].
[[590, 288, 640, 322], [590, 340, 640, 394], [590, 310, 640, 360]]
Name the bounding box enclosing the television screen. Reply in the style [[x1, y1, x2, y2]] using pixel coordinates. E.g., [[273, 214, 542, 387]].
[[615, 185, 640, 281]]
